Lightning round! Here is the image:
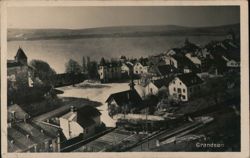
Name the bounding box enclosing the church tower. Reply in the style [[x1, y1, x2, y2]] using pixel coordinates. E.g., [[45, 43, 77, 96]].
[[15, 47, 27, 65]]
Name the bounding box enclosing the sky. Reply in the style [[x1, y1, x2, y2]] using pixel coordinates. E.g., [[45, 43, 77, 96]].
[[7, 6, 240, 29]]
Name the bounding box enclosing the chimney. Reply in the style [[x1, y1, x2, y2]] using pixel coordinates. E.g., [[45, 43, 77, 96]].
[[24, 114, 29, 123], [11, 111, 16, 122], [26, 134, 30, 139], [70, 106, 75, 112]]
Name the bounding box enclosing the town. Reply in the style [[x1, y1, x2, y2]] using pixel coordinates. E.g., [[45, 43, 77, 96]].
[[7, 30, 240, 152]]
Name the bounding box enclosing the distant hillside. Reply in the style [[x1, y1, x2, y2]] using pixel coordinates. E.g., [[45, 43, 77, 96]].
[[8, 24, 240, 41]]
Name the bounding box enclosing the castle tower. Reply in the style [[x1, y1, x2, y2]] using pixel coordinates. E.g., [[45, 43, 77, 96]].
[[15, 47, 27, 65]]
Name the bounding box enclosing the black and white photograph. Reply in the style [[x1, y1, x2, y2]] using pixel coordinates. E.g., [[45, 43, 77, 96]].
[[1, 1, 249, 157]]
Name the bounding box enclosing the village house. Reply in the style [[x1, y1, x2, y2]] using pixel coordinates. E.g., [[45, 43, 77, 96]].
[[121, 62, 133, 77], [98, 58, 121, 83], [163, 54, 199, 74], [7, 48, 32, 90], [157, 65, 178, 78], [106, 89, 143, 116], [133, 58, 150, 75], [168, 73, 203, 102], [144, 78, 171, 96], [59, 105, 101, 140], [164, 48, 182, 56], [222, 55, 240, 68], [8, 104, 61, 152], [106, 80, 143, 116], [185, 53, 202, 69]]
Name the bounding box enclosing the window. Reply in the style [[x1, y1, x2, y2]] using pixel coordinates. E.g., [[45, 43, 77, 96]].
[[183, 89, 185, 93], [180, 82, 182, 85], [174, 87, 176, 92], [177, 88, 181, 93], [150, 88, 153, 94], [182, 95, 186, 99]]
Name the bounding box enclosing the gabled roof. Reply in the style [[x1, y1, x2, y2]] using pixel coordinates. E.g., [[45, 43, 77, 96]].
[[171, 55, 199, 72], [176, 73, 203, 87], [8, 120, 60, 152], [8, 104, 29, 122], [60, 105, 100, 128], [78, 105, 101, 118], [157, 65, 177, 76], [152, 79, 168, 89], [105, 89, 142, 106], [77, 116, 96, 128], [15, 48, 27, 59], [61, 111, 77, 121]]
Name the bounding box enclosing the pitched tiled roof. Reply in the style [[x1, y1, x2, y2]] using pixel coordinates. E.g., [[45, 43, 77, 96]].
[[172, 55, 199, 72], [176, 73, 203, 87], [8, 104, 30, 122], [15, 48, 27, 59], [157, 65, 177, 76], [77, 116, 96, 128], [152, 79, 168, 89], [78, 105, 101, 118], [105, 89, 142, 106], [8, 120, 60, 152]]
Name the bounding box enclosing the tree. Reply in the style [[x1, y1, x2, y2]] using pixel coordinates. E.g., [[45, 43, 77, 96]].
[[65, 59, 82, 74], [65, 59, 82, 86], [29, 59, 56, 87], [82, 56, 86, 73], [87, 61, 99, 79]]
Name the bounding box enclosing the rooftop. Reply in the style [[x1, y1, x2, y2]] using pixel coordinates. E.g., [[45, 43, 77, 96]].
[[176, 73, 203, 87], [106, 89, 142, 107], [8, 120, 60, 152], [157, 65, 177, 76], [8, 104, 30, 122], [15, 47, 27, 59]]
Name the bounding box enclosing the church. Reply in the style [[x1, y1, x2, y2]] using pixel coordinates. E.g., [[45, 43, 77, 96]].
[[7, 47, 32, 91]]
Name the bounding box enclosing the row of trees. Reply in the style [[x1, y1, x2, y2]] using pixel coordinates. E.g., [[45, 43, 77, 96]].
[[65, 57, 99, 79], [27, 56, 99, 89]]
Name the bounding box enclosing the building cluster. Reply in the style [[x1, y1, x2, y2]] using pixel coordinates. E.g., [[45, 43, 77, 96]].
[[7, 49, 104, 152], [104, 33, 240, 117]]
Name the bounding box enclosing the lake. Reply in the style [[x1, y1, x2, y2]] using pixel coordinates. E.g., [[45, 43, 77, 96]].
[[8, 35, 226, 73]]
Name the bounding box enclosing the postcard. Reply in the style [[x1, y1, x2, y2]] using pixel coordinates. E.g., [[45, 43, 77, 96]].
[[1, 1, 249, 158]]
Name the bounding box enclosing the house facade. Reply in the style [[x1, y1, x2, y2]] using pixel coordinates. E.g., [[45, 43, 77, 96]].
[[133, 61, 149, 75], [106, 89, 143, 117], [168, 73, 203, 101], [98, 58, 121, 83], [144, 79, 168, 96], [59, 106, 101, 140]]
